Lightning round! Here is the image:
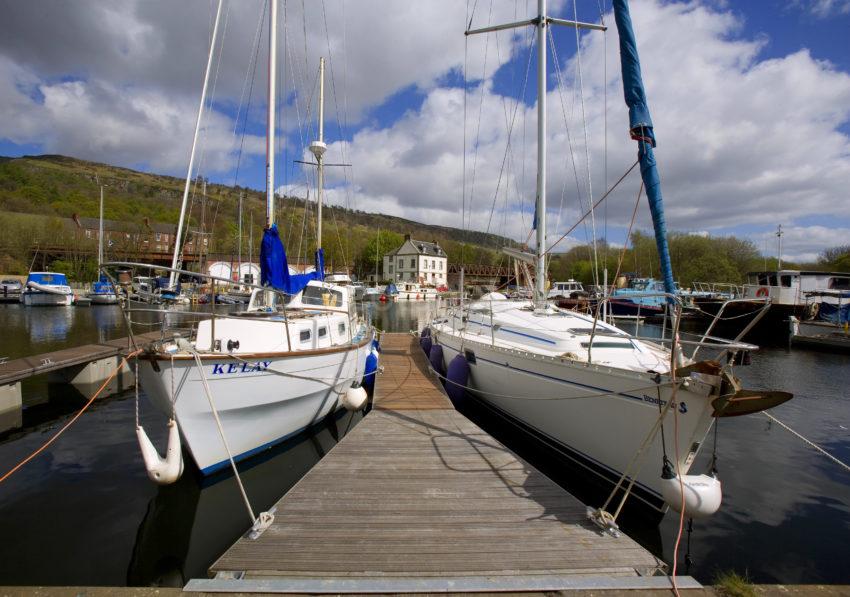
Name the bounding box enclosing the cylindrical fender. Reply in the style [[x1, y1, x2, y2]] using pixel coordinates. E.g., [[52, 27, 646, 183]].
[[445, 354, 470, 404], [429, 344, 445, 380]]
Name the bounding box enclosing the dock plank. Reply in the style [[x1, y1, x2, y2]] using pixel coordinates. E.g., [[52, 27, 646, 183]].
[[207, 333, 666, 588]]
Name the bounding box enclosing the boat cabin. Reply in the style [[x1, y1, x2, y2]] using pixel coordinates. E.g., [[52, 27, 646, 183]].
[[743, 270, 850, 305]]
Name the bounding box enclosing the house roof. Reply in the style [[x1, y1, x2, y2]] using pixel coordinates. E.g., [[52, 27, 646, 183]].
[[387, 237, 446, 257]]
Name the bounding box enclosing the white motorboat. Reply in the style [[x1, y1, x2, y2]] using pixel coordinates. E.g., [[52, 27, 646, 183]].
[[391, 282, 440, 301], [22, 272, 74, 306], [132, 8, 377, 476], [429, 0, 791, 519]]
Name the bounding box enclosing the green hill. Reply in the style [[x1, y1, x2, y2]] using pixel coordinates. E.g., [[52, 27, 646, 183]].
[[0, 154, 516, 276]]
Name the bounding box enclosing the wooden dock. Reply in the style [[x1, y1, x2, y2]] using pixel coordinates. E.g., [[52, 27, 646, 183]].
[[188, 333, 697, 593], [0, 331, 160, 386]]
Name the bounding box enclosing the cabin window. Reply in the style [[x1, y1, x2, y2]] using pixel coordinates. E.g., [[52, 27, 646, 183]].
[[338, 323, 346, 335], [780, 275, 793, 288], [299, 330, 311, 342], [318, 327, 327, 338], [301, 286, 344, 307], [829, 277, 850, 290]]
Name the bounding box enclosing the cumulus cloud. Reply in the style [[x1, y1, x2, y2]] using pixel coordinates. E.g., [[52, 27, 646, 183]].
[[313, 0, 850, 259], [790, 0, 850, 17]]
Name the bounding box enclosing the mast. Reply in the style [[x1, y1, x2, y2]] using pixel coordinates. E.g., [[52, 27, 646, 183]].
[[266, 0, 278, 226], [169, 0, 224, 288], [465, 3, 604, 308], [238, 192, 243, 283], [776, 224, 783, 270], [534, 0, 547, 306], [309, 57, 328, 250], [98, 184, 104, 269]]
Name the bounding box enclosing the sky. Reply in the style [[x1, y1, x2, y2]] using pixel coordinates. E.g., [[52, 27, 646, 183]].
[[0, 0, 848, 263]]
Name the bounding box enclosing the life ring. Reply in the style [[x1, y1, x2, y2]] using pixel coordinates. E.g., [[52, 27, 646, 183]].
[[755, 287, 769, 298]]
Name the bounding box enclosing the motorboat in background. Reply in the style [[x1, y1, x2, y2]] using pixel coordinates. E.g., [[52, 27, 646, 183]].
[[698, 270, 850, 340], [21, 272, 74, 306], [0, 278, 23, 303], [88, 275, 120, 305], [391, 282, 440, 301]]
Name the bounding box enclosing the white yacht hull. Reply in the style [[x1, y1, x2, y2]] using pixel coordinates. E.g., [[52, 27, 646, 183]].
[[137, 339, 372, 475], [432, 331, 717, 511], [22, 290, 73, 306]]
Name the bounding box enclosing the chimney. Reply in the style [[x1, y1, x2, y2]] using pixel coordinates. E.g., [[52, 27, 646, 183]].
[[404, 233, 411, 242], [143, 217, 152, 231], [71, 213, 82, 229]]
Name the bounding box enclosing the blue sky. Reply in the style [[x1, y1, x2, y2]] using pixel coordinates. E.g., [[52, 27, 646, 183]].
[[0, 0, 848, 262]]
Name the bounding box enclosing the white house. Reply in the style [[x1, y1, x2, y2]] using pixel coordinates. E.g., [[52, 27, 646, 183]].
[[383, 234, 448, 285]]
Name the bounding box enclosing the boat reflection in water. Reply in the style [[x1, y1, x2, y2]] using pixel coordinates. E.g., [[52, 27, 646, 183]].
[[126, 408, 361, 586]]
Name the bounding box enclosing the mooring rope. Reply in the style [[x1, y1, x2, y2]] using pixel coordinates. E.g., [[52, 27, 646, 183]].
[[763, 411, 850, 473], [0, 350, 142, 485]]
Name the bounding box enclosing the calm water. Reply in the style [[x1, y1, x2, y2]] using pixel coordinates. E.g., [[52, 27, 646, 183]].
[[0, 301, 848, 586]]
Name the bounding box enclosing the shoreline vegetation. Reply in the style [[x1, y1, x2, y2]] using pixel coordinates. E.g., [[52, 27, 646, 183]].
[[1, 154, 847, 282]]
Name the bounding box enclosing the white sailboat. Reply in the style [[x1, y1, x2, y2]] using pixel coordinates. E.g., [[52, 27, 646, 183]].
[[133, 0, 376, 476], [428, 0, 791, 518], [87, 184, 120, 305]]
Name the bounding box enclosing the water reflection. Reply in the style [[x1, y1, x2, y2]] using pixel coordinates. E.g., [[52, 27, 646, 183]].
[[126, 409, 360, 586], [0, 301, 847, 586]]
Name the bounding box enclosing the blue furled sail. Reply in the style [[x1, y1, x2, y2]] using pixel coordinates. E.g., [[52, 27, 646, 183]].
[[260, 224, 324, 294], [612, 0, 676, 301]]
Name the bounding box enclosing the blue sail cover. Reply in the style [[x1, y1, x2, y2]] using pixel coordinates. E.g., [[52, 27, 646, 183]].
[[613, 0, 676, 302], [260, 224, 324, 294]]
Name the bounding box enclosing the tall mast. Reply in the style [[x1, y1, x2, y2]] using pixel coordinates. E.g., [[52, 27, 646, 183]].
[[98, 184, 104, 269], [776, 224, 783, 270], [266, 0, 278, 226], [238, 192, 243, 282], [169, 0, 224, 288], [309, 57, 328, 250], [534, 0, 547, 306], [465, 3, 604, 307]]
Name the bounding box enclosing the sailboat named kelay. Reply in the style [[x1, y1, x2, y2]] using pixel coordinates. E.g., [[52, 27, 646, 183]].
[[117, 0, 377, 476], [428, 0, 791, 520]]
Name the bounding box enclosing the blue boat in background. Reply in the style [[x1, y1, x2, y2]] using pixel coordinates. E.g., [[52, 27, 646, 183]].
[[608, 277, 669, 317]]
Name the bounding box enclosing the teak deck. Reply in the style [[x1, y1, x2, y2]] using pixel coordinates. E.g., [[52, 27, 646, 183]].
[[193, 333, 690, 593]]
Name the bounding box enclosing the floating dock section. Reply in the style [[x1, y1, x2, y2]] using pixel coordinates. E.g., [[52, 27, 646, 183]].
[[189, 333, 696, 593]]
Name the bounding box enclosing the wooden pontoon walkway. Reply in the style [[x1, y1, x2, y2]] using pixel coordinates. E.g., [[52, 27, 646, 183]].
[[0, 331, 160, 386], [190, 333, 694, 593]]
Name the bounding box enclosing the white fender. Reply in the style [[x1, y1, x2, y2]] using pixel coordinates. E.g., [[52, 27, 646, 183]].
[[660, 473, 722, 518], [136, 419, 184, 485], [341, 385, 368, 411]]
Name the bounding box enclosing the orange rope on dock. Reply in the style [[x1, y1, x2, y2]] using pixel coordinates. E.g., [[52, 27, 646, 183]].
[[0, 350, 142, 485]]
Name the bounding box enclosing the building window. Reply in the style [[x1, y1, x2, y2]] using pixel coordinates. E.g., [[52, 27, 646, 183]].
[[155, 232, 161, 241], [410, 258, 415, 268], [85, 229, 92, 238], [398, 258, 403, 267], [432, 260, 435, 269], [439, 261, 443, 270], [389, 265, 394, 274]]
